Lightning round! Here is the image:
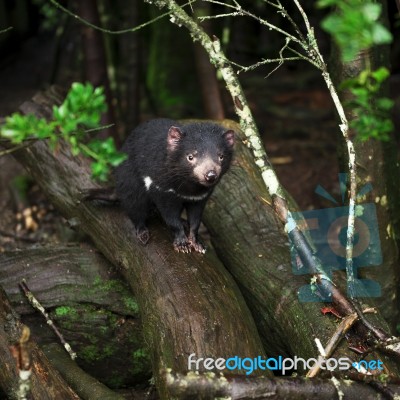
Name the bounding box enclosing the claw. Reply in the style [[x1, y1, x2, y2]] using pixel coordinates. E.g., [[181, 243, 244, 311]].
[[137, 228, 150, 245], [173, 236, 205, 254], [188, 235, 206, 254]]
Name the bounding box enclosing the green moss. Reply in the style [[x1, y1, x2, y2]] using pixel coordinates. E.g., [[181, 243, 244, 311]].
[[129, 348, 151, 375], [103, 343, 117, 358], [92, 276, 123, 291], [80, 344, 102, 363], [89, 276, 140, 315], [123, 297, 139, 314], [54, 306, 78, 318], [80, 343, 118, 363]]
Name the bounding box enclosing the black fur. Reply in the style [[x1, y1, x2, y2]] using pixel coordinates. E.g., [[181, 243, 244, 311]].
[[115, 118, 235, 253]]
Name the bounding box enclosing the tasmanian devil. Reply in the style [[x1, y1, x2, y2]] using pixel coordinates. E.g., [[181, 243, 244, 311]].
[[114, 118, 235, 253]]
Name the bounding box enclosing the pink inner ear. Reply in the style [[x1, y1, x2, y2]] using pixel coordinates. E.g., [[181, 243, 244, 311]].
[[224, 130, 235, 148], [167, 126, 183, 150]]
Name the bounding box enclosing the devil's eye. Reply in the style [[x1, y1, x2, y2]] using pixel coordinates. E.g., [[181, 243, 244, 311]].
[[187, 154, 194, 161], [219, 154, 224, 161]]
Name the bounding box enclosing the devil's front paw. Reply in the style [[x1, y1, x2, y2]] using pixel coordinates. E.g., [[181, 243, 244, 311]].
[[173, 235, 192, 253], [188, 235, 206, 254]]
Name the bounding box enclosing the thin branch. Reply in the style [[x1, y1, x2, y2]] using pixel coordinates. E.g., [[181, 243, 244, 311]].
[[199, 12, 242, 20], [275, 0, 307, 44], [265, 37, 297, 78], [0, 141, 36, 157], [232, 56, 305, 74], [287, 46, 321, 68], [291, 0, 357, 298], [203, 0, 303, 46], [0, 26, 13, 34], [48, 0, 191, 34], [19, 280, 77, 360], [307, 308, 376, 378]]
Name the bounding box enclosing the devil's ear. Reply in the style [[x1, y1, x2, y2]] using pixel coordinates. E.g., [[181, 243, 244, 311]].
[[223, 130, 235, 148], [167, 126, 185, 151]]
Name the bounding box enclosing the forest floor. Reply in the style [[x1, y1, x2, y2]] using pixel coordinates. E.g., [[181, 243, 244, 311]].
[[0, 34, 399, 252]]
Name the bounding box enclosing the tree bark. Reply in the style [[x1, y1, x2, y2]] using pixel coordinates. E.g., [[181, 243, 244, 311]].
[[10, 87, 268, 399], [0, 285, 80, 399], [193, 1, 225, 120], [0, 244, 151, 387], [78, 0, 118, 140]]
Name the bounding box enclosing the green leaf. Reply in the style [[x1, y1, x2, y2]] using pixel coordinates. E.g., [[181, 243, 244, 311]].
[[376, 98, 394, 111], [320, 0, 393, 62], [1, 82, 114, 181], [361, 3, 381, 22], [316, 0, 338, 7], [371, 67, 390, 83], [371, 24, 392, 45]]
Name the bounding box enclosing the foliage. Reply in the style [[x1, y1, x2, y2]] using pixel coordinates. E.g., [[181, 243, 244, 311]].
[[317, 0, 392, 62], [317, 0, 394, 141], [341, 67, 394, 141], [0, 83, 126, 181], [32, 0, 66, 31]]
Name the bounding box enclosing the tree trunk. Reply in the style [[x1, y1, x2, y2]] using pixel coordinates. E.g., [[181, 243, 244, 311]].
[[119, 0, 142, 131], [10, 87, 268, 399], [193, 2, 225, 120], [78, 0, 118, 140], [146, 7, 201, 118]]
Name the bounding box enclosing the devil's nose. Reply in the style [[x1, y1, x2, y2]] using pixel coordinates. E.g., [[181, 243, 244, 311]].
[[205, 170, 217, 183]]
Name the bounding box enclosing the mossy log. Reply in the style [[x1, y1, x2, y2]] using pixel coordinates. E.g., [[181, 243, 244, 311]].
[[0, 244, 151, 388], [9, 87, 268, 399]]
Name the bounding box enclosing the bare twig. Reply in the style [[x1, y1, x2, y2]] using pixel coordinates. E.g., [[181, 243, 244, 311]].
[[291, 0, 357, 298], [47, 0, 194, 34], [0, 26, 13, 34], [19, 280, 77, 360], [0, 141, 36, 157], [307, 308, 377, 378], [203, 0, 303, 45], [231, 56, 305, 74]]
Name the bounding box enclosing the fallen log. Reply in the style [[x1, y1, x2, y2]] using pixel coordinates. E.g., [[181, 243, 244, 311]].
[[204, 120, 396, 366], [0, 244, 151, 387], [9, 87, 268, 399]]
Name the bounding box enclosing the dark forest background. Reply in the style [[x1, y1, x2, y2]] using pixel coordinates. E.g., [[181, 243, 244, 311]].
[[0, 0, 398, 211]]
